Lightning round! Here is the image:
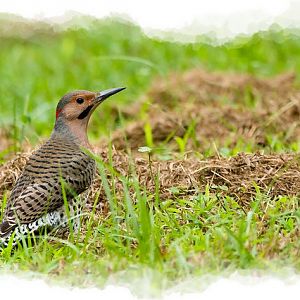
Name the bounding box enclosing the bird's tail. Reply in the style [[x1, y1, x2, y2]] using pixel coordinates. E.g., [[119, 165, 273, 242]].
[[0, 221, 17, 248]]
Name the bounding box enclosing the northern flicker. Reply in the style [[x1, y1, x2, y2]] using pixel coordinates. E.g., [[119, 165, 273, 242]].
[[0, 87, 125, 247]]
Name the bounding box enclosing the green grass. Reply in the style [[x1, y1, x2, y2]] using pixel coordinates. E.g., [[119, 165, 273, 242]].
[[1, 157, 299, 293], [1, 16, 300, 293]]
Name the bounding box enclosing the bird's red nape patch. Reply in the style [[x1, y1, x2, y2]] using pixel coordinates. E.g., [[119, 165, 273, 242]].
[[56, 108, 62, 119]]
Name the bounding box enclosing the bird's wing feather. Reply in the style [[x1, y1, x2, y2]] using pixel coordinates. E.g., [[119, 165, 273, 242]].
[[1, 138, 96, 237], [2, 158, 95, 227], [4, 180, 62, 225]]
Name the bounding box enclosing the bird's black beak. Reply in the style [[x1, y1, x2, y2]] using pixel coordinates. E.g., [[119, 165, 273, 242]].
[[95, 87, 126, 103]]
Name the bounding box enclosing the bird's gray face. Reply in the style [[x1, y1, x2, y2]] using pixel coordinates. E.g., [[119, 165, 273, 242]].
[[55, 87, 125, 122]]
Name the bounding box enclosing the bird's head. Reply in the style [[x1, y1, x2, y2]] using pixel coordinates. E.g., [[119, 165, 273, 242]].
[[55, 87, 125, 122], [53, 87, 125, 145]]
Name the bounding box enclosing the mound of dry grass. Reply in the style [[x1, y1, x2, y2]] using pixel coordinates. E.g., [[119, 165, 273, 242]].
[[148, 69, 296, 109], [108, 69, 300, 152], [1, 149, 300, 213]]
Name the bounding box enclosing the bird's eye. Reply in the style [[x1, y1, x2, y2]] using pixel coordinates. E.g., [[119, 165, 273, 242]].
[[76, 98, 84, 104]]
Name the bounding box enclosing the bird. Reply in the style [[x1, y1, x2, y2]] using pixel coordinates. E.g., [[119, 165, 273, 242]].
[[0, 87, 125, 247]]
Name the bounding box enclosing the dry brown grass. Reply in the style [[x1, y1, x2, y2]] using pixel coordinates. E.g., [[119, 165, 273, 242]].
[[107, 69, 300, 151], [1, 148, 300, 213]]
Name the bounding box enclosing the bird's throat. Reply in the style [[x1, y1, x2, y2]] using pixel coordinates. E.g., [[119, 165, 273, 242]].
[[53, 118, 91, 149]]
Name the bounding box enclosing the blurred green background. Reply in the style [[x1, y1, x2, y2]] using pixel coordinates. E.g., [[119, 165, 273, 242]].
[[0, 16, 300, 147]]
